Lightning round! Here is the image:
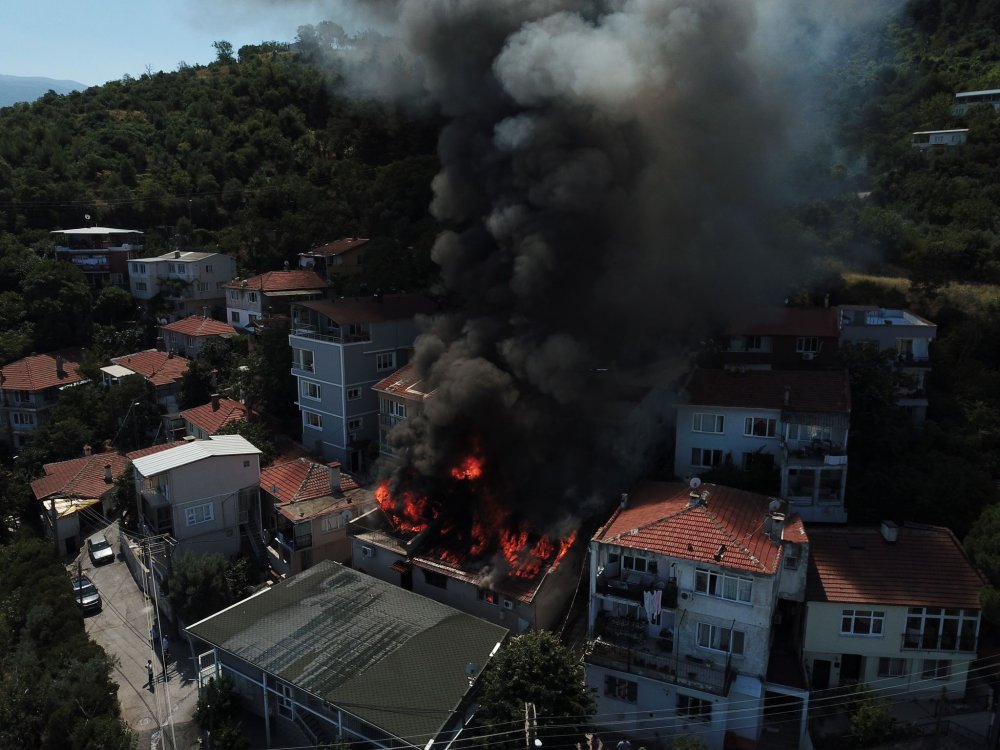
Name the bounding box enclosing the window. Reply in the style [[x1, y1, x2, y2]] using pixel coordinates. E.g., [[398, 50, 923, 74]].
[[622, 555, 657, 575], [904, 607, 979, 651], [745, 335, 764, 351], [921, 660, 951, 679], [248, 292, 258, 303], [347, 387, 362, 400], [697, 622, 745, 655], [347, 417, 363, 431], [229, 291, 239, 301], [677, 694, 711, 722], [376, 352, 396, 372], [205, 264, 213, 273], [231, 311, 240, 323], [477, 589, 498, 605], [788, 423, 832, 443], [877, 658, 908, 677], [796, 337, 819, 353], [841, 609, 885, 636], [744, 417, 777, 437], [321, 514, 344, 534], [783, 553, 799, 570], [302, 381, 321, 400], [692, 413, 725, 433], [185, 503, 214, 526], [12, 412, 34, 426], [197, 282, 209, 292], [13, 391, 30, 404], [695, 569, 752, 603], [691, 448, 723, 468], [423, 570, 448, 589], [604, 676, 637, 703], [304, 411, 323, 429], [293, 348, 314, 372], [135, 282, 147, 291], [385, 400, 407, 418]]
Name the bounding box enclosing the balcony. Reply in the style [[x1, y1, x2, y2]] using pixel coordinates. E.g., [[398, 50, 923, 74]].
[[291, 325, 370, 345], [901, 632, 978, 653], [596, 574, 678, 608], [781, 440, 848, 468]]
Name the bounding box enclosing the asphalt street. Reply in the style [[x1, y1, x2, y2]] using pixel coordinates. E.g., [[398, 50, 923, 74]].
[[69, 522, 201, 750]]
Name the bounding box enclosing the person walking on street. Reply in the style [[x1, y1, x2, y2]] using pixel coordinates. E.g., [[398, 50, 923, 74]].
[[145, 660, 155, 692], [161, 635, 170, 662], [151, 623, 159, 650]]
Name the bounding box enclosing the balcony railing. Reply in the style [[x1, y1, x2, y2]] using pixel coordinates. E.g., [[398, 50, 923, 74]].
[[901, 632, 978, 653], [596, 576, 678, 608], [291, 325, 371, 344], [586, 639, 731, 696]]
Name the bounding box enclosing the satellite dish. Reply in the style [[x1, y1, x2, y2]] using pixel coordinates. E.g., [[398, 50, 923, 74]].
[[689, 477, 702, 490], [768, 498, 783, 514], [84, 214, 91, 221]]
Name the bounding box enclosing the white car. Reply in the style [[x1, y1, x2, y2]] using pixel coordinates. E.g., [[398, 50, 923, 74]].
[[87, 532, 115, 566]]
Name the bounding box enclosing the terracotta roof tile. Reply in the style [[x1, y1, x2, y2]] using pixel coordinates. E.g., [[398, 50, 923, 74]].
[[111, 350, 190, 387], [0, 349, 86, 392], [223, 269, 330, 292], [725, 307, 841, 338], [593, 482, 802, 576], [126, 441, 187, 460], [686, 369, 851, 413], [32, 451, 129, 500], [373, 362, 435, 400], [160, 316, 237, 337], [261, 457, 359, 504], [807, 525, 984, 608], [305, 237, 370, 256], [181, 398, 247, 435]]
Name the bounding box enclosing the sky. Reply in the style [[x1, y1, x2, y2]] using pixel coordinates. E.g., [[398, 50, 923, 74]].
[[0, 0, 337, 87]]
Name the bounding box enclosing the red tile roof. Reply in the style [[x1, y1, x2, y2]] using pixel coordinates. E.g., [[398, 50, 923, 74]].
[[373, 361, 435, 400], [160, 316, 237, 337], [295, 294, 436, 326], [725, 307, 840, 338], [685, 369, 851, 414], [126, 441, 187, 460], [32, 451, 130, 500], [224, 269, 330, 292], [305, 237, 370, 256], [807, 525, 984, 608], [111, 350, 190, 387], [593, 482, 803, 576], [181, 398, 247, 435], [0, 349, 86, 392], [261, 457, 359, 504]]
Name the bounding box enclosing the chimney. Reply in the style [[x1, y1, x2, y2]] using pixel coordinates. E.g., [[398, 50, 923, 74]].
[[155, 336, 166, 352], [880, 520, 898, 543], [766, 511, 786, 545], [174, 250, 181, 259], [103, 464, 113, 483], [82, 444, 92, 457], [283, 260, 290, 270], [210, 393, 220, 411], [202, 306, 209, 319], [619, 492, 629, 509], [328, 463, 342, 495], [783, 385, 791, 407], [55, 354, 65, 378]]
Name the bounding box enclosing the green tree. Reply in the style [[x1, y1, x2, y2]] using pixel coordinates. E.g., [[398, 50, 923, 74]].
[[167, 552, 251, 624], [473, 631, 595, 750], [670, 736, 708, 750], [180, 359, 217, 409], [93, 285, 136, 326], [848, 691, 895, 747], [213, 40, 235, 63], [22, 260, 92, 350], [194, 674, 248, 749]]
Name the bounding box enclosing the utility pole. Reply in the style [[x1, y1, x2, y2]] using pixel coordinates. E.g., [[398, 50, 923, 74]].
[[78, 559, 83, 606], [524, 702, 539, 749]]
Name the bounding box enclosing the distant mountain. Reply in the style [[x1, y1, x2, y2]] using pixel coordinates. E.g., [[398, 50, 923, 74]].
[[0, 74, 86, 107]]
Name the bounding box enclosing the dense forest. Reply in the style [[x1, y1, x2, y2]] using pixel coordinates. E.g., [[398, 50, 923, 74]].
[[5, 1, 1000, 741]]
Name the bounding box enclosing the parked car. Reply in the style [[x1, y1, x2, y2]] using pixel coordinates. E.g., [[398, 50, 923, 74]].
[[71, 575, 102, 614], [87, 532, 114, 566]]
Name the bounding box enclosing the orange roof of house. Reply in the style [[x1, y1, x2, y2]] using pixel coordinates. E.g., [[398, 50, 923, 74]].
[[224, 269, 330, 292], [160, 316, 237, 337], [32, 450, 130, 500], [261, 457, 359, 504], [181, 398, 247, 435], [373, 361, 434, 400], [807, 525, 984, 608], [126, 441, 187, 461], [593, 482, 804, 576], [0, 349, 86, 392], [725, 307, 841, 338], [685, 369, 851, 414], [305, 237, 370, 256], [111, 350, 190, 387]]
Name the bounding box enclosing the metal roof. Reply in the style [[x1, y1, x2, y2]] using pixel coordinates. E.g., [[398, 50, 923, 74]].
[[50, 226, 144, 235], [954, 89, 1000, 98], [187, 561, 508, 746], [131, 435, 261, 476], [100, 365, 136, 378]]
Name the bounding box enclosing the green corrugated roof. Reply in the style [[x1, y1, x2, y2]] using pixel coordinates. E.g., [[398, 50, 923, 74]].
[[187, 561, 508, 745]]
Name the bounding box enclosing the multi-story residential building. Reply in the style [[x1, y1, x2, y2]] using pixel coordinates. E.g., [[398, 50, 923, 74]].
[[224, 268, 330, 331], [910, 129, 968, 149], [348, 507, 581, 633], [32, 447, 130, 555], [372, 361, 434, 461], [159, 315, 238, 358], [181, 395, 248, 439], [298, 237, 370, 281], [129, 250, 237, 320], [803, 523, 984, 698], [0, 349, 86, 449], [101, 349, 190, 414], [675, 369, 852, 523], [131, 435, 261, 559], [261, 457, 375, 576], [838, 306, 937, 424], [720, 307, 841, 370], [52, 226, 142, 290], [951, 88, 1000, 116], [585, 481, 810, 750], [288, 294, 436, 471], [187, 561, 508, 749]]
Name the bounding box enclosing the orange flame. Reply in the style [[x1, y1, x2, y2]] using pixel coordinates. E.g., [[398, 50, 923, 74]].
[[450, 455, 484, 480]]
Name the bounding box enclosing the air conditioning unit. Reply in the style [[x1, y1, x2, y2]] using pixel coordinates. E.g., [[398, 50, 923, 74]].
[[801, 351, 816, 361], [503, 599, 514, 610], [361, 545, 374, 559], [679, 590, 692, 601]]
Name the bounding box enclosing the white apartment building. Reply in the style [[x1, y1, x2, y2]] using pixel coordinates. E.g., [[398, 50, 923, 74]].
[[129, 250, 237, 320]]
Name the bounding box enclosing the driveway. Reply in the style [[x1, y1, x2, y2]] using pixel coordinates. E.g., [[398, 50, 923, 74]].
[[69, 522, 201, 750]]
